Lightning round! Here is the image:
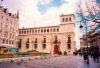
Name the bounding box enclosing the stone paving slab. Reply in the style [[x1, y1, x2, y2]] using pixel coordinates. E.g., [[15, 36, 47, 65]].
[[0, 56, 100, 68], [75, 58, 100, 68]]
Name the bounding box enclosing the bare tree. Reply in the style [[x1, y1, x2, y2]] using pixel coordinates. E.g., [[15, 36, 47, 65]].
[[77, 0, 100, 32]]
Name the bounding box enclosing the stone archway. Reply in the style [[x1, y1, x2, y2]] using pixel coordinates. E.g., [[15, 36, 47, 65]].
[[54, 45, 59, 54]]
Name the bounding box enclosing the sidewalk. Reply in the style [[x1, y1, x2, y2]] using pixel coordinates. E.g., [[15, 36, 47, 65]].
[[0, 54, 59, 62], [75, 56, 100, 68]]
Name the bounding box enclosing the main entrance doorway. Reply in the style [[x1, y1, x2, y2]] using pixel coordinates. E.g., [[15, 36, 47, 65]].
[[54, 45, 59, 54]]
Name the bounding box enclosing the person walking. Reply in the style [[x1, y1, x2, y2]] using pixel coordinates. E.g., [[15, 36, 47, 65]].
[[83, 51, 88, 62]]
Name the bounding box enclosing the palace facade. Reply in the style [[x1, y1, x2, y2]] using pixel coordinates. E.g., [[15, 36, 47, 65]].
[[18, 14, 76, 54], [0, 6, 19, 49]]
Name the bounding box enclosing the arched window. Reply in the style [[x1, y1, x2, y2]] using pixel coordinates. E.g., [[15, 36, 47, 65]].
[[6, 39, 8, 44], [38, 30, 40, 33], [41, 29, 43, 33], [22, 31, 23, 34], [44, 29, 46, 32], [2, 16, 3, 19], [35, 29, 37, 33], [57, 28, 59, 32], [27, 30, 28, 33], [32, 30, 34, 33], [67, 35, 71, 49], [66, 18, 68, 22], [50, 29, 52, 32], [43, 37, 46, 43], [53, 28, 55, 32], [3, 38, 5, 43], [62, 18, 64, 22], [34, 38, 37, 43], [24, 31, 26, 34], [54, 35, 58, 43], [68, 36, 71, 42], [69, 18, 71, 22], [18, 39, 22, 48], [47, 29, 49, 32], [26, 38, 29, 49]]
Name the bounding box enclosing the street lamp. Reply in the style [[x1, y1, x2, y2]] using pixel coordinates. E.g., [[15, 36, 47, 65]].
[[93, 19, 100, 23], [79, 24, 89, 64]]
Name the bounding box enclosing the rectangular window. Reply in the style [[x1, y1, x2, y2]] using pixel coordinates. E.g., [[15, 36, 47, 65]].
[[34, 38, 37, 43], [3, 39, 5, 44], [42, 44, 46, 49], [18, 39, 22, 48], [6, 39, 8, 44], [43, 38, 46, 43], [26, 44, 29, 49], [67, 44, 71, 49], [34, 44, 37, 49]]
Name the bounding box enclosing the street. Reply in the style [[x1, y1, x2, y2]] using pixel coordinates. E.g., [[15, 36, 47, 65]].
[[0, 55, 100, 68]]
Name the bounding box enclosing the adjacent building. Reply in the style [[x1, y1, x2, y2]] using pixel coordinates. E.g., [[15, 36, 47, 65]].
[[18, 14, 76, 55], [88, 28, 100, 48], [80, 25, 100, 50], [0, 6, 19, 52]]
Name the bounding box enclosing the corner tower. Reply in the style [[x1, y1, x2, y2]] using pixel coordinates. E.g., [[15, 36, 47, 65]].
[[59, 14, 75, 33], [59, 14, 76, 54]]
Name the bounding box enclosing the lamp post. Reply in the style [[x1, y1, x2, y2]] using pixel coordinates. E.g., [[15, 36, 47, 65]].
[[79, 24, 89, 64]]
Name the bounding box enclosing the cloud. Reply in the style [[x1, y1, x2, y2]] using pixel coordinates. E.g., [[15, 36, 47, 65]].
[[39, 0, 53, 5], [2, 0, 82, 49], [2, 0, 79, 28]]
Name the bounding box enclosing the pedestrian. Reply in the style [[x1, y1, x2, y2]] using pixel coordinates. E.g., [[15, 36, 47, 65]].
[[93, 51, 96, 62], [92, 46, 99, 62], [83, 51, 88, 62], [95, 50, 99, 62]]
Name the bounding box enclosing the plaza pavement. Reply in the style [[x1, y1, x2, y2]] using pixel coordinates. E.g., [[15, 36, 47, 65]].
[[0, 55, 100, 68]]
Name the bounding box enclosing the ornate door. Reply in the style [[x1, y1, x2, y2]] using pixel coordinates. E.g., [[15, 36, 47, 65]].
[[54, 45, 59, 54]]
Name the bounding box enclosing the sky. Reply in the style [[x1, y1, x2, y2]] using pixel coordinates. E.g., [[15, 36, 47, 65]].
[[1, 0, 82, 49], [1, 0, 79, 28]]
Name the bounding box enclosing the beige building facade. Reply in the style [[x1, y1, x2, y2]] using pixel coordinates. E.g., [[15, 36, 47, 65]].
[[0, 6, 19, 48], [18, 14, 76, 54]]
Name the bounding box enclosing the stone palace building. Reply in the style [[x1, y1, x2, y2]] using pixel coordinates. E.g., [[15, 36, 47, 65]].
[[0, 6, 19, 49], [18, 14, 76, 54]]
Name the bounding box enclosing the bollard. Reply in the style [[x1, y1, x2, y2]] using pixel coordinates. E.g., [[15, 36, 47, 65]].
[[10, 60, 14, 63], [29, 58, 31, 61]]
